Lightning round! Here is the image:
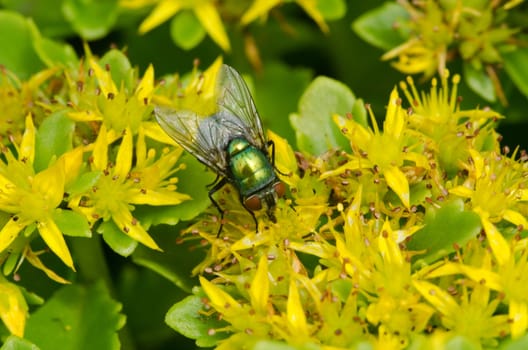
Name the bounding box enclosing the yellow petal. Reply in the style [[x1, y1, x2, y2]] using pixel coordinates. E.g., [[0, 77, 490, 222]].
[[25, 248, 70, 284], [142, 121, 178, 146], [67, 110, 104, 122], [503, 209, 528, 229], [200, 276, 242, 314], [476, 208, 511, 265], [268, 130, 299, 186], [384, 165, 410, 208], [413, 279, 459, 318], [510, 299, 528, 338], [194, 3, 230, 51], [114, 127, 133, 180], [61, 147, 84, 188], [138, 0, 183, 34], [92, 124, 109, 171], [377, 220, 403, 266], [287, 278, 308, 336], [296, 0, 329, 33], [128, 189, 190, 206], [468, 148, 484, 180], [136, 64, 154, 103], [112, 209, 161, 251], [0, 277, 28, 337], [241, 0, 281, 25], [384, 88, 405, 138], [449, 185, 474, 198], [89, 58, 117, 97], [20, 115, 35, 165], [250, 254, 269, 314], [0, 218, 25, 254], [33, 157, 66, 208], [38, 217, 75, 270]]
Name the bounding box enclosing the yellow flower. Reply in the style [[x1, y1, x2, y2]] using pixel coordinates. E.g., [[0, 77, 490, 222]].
[[241, 0, 329, 33], [0, 116, 80, 270], [321, 88, 429, 208], [69, 125, 190, 251], [120, 0, 230, 51], [0, 275, 28, 337], [450, 149, 528, 265]]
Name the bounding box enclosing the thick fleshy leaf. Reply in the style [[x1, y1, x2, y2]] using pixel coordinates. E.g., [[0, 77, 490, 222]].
[[99, 50, 134, 93], [99, 220, 138, 257], [290, 76, 355, 155], [407, 199, 481, 264], [165, 294, 226, 348], [0, 10, 45, 79], [463, 62, 496, 102], [53, 209, 91, 238], [34, 111, 75, 173], [25, 282, 125, 350], [32, 32, 78, 68], [503, 47, 528, 99], [352, 2, 410, 51], [0, 335, 39, 349], [317, 0, 346, 20], [254, 62, 312, 144], [61, 0, 119, 40], [170, 11, 206, 50]]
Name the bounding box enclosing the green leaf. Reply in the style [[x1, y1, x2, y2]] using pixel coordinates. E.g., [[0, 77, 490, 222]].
[[503, 47, 528, 100], [290, 76, 355, 155], [444, 335, 480, 350], [352, 2, 410, 51], [317, 0, 347, 20], [0, 10, 45, 79], [32, 35, 78, 68], [132, 224, 205, 293], [99, 50, 134, 93], [463, 62, 496, 102], [501, 332, 528, 350], [61, 0, 119, 40], [253, 340, 299, 350], [255, 62, 312, 145], [165, 293, 226, 348], [0, 335, 39, 350], [135, 153, 214, 227], [25, 282, 125, 350], [66, 171, 102, 197], [34, 110, 75, 172], [170, 11, 206, 51], [53, 209, 91, 238], [99, 221, 138, 257], [407, 199, 481, 265]]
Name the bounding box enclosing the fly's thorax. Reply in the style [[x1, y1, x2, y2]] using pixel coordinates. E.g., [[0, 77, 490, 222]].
[[226, 138, 286, 216]]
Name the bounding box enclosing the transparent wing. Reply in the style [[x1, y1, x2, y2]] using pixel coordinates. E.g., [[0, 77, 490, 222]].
[[216, 65, 267, 150], [154, 64, 268, 175]]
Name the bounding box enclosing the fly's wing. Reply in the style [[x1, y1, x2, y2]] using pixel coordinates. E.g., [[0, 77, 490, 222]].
[[154, 106, 229, 176], [155, 64, 267, 175], [216, 65, 267, 150]]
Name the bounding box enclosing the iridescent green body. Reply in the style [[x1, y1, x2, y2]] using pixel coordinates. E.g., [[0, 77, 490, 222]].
[[227, 138, 277, 197]]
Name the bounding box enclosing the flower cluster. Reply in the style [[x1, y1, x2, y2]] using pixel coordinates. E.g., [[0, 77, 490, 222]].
[[0, 49, 194, 336], [174, 70, 528, 349]]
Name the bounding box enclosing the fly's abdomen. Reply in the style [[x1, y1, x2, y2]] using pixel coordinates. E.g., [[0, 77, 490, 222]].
[[227, 138, 275, 197]]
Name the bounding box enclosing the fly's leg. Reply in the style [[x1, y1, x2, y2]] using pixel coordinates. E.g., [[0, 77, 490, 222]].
[[208, 177, 228, 237], [242, 202, 259, 233], [267, 140, 290, 177]]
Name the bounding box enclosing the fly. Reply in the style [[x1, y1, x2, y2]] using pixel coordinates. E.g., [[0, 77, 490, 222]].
[[154, 64, 286, 235]]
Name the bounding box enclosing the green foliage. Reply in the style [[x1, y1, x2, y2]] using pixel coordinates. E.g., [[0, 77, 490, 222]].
[[0, 1, 528, 349], [24, 282, 124, 350]]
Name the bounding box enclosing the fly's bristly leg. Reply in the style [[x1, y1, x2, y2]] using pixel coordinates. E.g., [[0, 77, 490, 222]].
[[267, 140, 291, 177], [208, 177, 229, 237], [242, 202, 259, 233]]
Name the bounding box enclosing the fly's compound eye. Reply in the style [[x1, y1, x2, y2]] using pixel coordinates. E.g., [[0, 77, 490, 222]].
[[244, 194, 262, 211], [273, 181, 286, 198]]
